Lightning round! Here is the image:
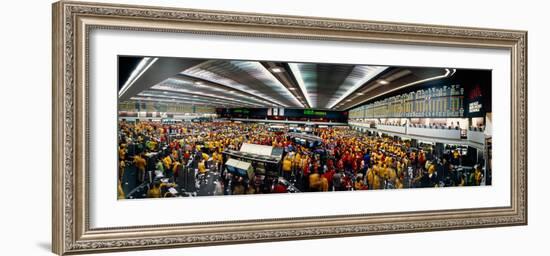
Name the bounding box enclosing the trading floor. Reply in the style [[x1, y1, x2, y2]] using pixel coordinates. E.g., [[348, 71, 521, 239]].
[[118, 120, 488, 199]]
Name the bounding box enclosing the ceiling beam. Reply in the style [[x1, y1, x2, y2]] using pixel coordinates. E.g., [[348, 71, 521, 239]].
[[118, 58, 204, 101], [180, 61, 286, 108], [173, 74, 281, 108], [326, 66, 388, 109], [143, 89, 260, 107], [261, 62, 311, 108], [130, 97, 212, 106], [288, 63, 315, 108]]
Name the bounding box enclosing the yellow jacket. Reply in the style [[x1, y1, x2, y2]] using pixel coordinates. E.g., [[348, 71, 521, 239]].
[[309, 173, 321, 190], [301, 157, 309, 168], [118, 147, 126, 160], [212, 152, 221, 164], [293, 153, 301, 166], [428, 164, 436, 175], [373, 175, 382, 189], [147, 140, 157, 151], [172, 162, 181, 175], [117, 181, 125, 199], [395, 179, 404, 189], [134, 155, 146, 171], [162, 156, 172, 169], [387, 167, 396, 180], [198, 160, 206, 173], [367, 169, 374, 187], [320, 176, 328, 191], [148, 185, 161, 198], [474, 170, 482, 185], [282, 158, 292, 172]]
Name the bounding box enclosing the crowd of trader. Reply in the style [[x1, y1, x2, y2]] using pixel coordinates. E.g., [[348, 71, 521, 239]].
[[117, 120, 485, 199]]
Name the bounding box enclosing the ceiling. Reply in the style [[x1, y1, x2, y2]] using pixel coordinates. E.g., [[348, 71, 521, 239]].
[[118, 56, 453, 111]]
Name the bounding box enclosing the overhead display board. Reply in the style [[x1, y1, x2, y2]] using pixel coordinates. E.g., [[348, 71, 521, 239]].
[[350, 84, 465, 118]]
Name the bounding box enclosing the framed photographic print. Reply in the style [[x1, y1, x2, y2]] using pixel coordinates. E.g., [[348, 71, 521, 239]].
[[52, 1, 527, 255]]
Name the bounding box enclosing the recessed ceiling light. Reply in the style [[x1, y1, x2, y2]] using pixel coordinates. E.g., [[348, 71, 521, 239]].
[[377, 79, 389, 85], [194, 81, 204, 86], [269, 67, 284, 73], [289, 87, 296, 90], [193, 95, 198, 98], [357, 92, 364, 95]]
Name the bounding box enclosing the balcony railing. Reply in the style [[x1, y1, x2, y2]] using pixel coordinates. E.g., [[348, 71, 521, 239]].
[[349, 122, 486, 144]]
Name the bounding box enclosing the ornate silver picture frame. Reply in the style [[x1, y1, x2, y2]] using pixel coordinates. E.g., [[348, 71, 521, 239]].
[[52, 1, 527, 255]]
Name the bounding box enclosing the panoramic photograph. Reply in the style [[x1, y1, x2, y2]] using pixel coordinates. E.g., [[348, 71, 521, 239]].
[[117, 56, 492, 200]]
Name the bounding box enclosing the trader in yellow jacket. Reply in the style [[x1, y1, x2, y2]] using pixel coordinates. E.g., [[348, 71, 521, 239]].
[[212, 151, 222, 170], [368, 164, 382, 190], [133, 154, 147, 182], [198, 159, 207, 174], [148, 181, 175, 198], [162, 155, 172, 170], [171, 161, 181, 177], [147, 183, 162, 198], [202, 152, 210, 161], [320, 175, 329, 192], [308, 170, 322, 192], [282, 155, 292, 180], [117, 180, 125, 199], [293, 152, 301, 171]]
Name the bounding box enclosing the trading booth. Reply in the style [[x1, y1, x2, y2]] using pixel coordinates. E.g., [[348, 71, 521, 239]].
[[222, 148, 282, 177], [288, 132, 323, 148], [221, 143, 295, 193], [225, 158, 254, 180]]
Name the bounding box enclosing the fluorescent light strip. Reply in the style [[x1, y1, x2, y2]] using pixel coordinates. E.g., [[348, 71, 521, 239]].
[[346, 68, 454, 110], [152, 82, 265, 107], [161, 91, 256, 107], [118, 57, 158, 98], [138, 94, 229, 105], [136, 94, 215, 104], [288, 63, 314, 108], [327, 66, 388, 109], [231, 61, 304, 108], [181, 67, 284, 107], [139, 91, 254, 107], [154, 78, 266, 107], [131, 97, 241, 107]]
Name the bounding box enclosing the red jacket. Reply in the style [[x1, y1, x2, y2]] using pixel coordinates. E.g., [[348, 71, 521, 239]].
[[303, 162, 310, 176], [273, 184, 287, 193], [323, 170, 335, 185]]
